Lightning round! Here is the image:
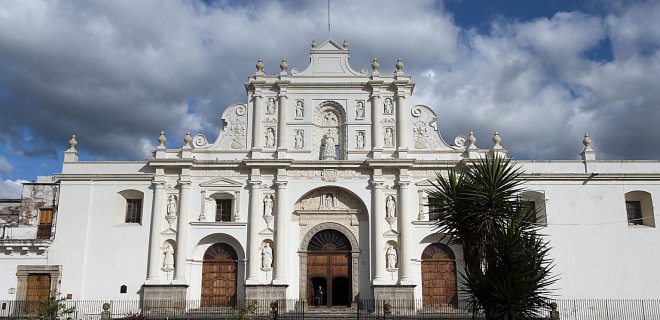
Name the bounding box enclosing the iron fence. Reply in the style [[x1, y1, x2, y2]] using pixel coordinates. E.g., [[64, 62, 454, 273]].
[[0, 298, 658, 319]]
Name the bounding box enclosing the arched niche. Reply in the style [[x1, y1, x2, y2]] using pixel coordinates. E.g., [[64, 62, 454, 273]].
[[312, 101, 347, 160]]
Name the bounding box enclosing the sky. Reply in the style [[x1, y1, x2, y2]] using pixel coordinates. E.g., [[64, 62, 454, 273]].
[[1, 0, 660, 198]]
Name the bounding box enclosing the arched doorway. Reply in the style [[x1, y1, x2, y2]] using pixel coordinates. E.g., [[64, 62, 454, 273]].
[[306, 229, 352, 307], [421, 243, 458, 307], [201, 243, 238, 307]]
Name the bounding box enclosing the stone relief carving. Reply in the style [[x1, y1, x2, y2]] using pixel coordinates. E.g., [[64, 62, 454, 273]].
[[261, 243, 273, 269], [386, 245, 397, 269], [386, 195, 396, 217], [294, 188, 366, 213], [323, 111, 338, 126], [263, 195, 273, 216], [295, 101, 304, 119], [355, 101, 365, 120], [322, 169, 337, 182], [266, 98, 276, 114], [410, 105, 452, 150], [214, 104, 247, 150], [384, 98, 394, 114], [384, 127, 394, 147], [265, 127, 276, 147], [356, 131, 365, 149], [294, 130, 304, 149]]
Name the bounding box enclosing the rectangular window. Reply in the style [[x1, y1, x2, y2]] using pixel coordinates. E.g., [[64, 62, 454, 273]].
[[524, 201, 537, 223], [215, 199, 233, 222], [37, 209, 53, 239], [626, 200, 643, 226], [125, 199, 143, 224], [428, 197, 441, 221]]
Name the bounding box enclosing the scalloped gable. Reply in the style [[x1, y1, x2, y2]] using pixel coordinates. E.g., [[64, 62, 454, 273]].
[[294, 39, 364, 76]]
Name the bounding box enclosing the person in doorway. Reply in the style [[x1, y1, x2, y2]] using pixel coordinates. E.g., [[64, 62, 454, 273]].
[[315, 285, 324, 307]]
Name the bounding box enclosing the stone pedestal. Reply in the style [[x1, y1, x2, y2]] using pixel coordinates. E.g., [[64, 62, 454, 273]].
[[142, 284, 188, 313], [245, 284, 288, 301], [373, 285, 416, 313]]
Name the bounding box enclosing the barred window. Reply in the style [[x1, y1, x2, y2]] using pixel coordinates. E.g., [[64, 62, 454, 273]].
[[626, 200, 643, 226], [125, 199, 143, 223], [215, 199, 233, 222], [428, 197, 441, 221]]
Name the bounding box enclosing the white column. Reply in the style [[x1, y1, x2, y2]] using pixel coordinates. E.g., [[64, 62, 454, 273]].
[[398, 178, 414, 285], [396, 93, 408, 156], [252, 94, 263, 153], [371, 94, 383, 150], [174, 180, 191, 282], [146, 181, 165, 282], [246, 179, 262, 284], [277, 94, 288, 157], [371, 179, 386, 284], [273, 179, 288, 283]]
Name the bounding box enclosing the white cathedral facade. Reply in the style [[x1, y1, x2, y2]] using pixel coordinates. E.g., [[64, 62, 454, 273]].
[[2, 39, 660, 308]]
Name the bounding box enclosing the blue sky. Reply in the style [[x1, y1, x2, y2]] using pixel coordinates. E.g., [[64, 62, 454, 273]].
[[1, 0, 659, 197]]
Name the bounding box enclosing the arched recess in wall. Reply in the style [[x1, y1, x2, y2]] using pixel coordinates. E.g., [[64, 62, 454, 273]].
[[625, 191, 655, 227], [312, 101, 347, 160], [116, 189, 144, 225]]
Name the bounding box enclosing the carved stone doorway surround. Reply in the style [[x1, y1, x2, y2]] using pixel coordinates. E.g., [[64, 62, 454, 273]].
[[299, 222, 359, 307]]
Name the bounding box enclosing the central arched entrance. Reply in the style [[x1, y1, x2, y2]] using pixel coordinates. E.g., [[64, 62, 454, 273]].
[[201, 243, 238, 307], [306, 229, 352, 307]]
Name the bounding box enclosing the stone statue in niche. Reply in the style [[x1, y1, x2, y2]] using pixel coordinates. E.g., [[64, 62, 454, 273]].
[[324, 193, 335, 208], [266, 98, 276, 114], [263, 195, 273, 216], [356, 131, 365, 149], [261, 243, 273, 269], [355, 101, 365, 120], [294, 130, 304, 149], [384, 98, 394, 114], [163, 244, 174, 271], [386, 245, 397, 269], [265, 127, 276, 147], [295, 101, 304, 119], [323, 111, 338, 126], [167, 195, 177, 216], [323, 130, 336, 160], [386, 195, 396, 217], [384, 127, 394, 147]]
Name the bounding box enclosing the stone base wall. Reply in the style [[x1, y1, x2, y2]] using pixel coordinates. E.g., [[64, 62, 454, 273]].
[[142, 284, 188, 313], [373, 285, 416, 312], [244, 284, 288, 301]]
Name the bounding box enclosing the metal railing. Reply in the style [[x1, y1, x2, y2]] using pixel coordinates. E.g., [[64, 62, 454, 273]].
[[1, 299, 658, 319]]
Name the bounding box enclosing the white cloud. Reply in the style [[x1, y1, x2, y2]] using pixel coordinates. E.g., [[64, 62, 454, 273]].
[[0, 155, 11, 174], [0, 179, 26, 199]]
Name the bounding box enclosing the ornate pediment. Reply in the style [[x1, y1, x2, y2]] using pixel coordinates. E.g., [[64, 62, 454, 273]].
[[199, 177, 243, 188], [293, 39, 365, 77]]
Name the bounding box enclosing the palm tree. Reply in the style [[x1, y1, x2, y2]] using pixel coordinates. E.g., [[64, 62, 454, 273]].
[[428, 155, 557, 320]]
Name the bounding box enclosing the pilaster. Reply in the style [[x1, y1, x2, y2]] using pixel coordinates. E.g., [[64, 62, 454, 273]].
[[371, 169, 386, 285], [396, 91, 409, 158], [397, 170, 415, 285], [246, 169, 263, 284], [370, 89, 383, 157], [146, 175, 165, 283], [173, 172, 191, 284], [277, 83, 289, 158], [273, 170, 288, 284], [251, 92, 264, 158]]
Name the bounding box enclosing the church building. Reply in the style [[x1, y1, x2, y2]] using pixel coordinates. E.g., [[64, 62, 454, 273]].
[[1, 39, 659, 308]]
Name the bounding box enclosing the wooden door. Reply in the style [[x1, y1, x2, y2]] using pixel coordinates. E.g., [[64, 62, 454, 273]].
[[37, 209, 53, 239], [26, 274, 51, 312], [421, 244, 457, 307], [306, 230, 352, 307], [201, 243, 237, 307]]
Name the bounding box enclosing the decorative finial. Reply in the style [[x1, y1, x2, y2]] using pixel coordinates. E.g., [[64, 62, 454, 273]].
[[280, 59, 288, 71], [184, 131, 192, 147], [158, 131, 166, 148], [343, 40, 349, 49], [256, 58, 264, 72], [371, 58, 380, 72], [311, 40, 317, 49], [492, 131, 502, 148], [582, 133, 592, 150], [468, 131, 476, 148], [395, 58, 404, 72], [68, 134, 78, 151]]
